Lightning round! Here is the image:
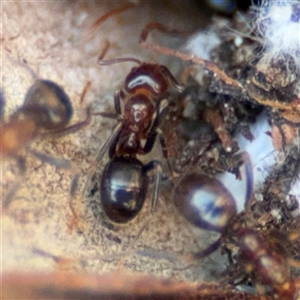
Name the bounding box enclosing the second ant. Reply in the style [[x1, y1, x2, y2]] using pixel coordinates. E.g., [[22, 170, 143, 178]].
[[1, 58, 91, 212]]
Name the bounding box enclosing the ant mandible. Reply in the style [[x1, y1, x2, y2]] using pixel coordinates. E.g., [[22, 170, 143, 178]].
[[85, 42, 184, 224], [1, 58, 91, 209]]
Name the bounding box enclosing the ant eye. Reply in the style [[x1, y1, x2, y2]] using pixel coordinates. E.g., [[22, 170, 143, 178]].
[[173, 173, 236, 232]]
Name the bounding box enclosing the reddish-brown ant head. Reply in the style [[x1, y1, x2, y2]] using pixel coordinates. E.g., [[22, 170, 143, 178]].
[[125, 64, 169, 96]]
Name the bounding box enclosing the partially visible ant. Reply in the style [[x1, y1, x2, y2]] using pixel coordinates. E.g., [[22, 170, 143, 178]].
[[171, 151, 253, 259], [80, 40, 184, 228], [223, 228, 300, 299], [1, 58, 91, 210]]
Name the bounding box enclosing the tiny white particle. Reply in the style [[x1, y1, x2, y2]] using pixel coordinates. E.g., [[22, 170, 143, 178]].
[[234, 36, 243, 47]]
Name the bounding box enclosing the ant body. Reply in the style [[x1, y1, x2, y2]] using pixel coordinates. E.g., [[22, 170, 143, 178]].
[[1, 59, 91, 209], [87, 47, 184, 224], [223, 227, 300, 299]]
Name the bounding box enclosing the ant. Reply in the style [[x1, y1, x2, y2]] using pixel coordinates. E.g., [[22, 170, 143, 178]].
[[223, 228, 300, 299], [1, 58, 91, 209], [171, 151, 253, 259], [83, 42, 184, 226]]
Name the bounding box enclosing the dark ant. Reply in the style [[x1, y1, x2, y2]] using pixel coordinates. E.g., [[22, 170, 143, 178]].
[[84, 43, 184, 225], [171, 151, 253, 259], [223, 227, 300, 299], [1, 59, 91, 209]]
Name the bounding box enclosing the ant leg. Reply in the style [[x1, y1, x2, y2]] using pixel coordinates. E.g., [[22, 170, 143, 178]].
[[159, 65, 184, 92], [114, 89, 123, 115], [32, 248, 76, 271], [97, 37, 141, 66], [193, 237, 222, 260], [45, 81, 92, 137], [26, 146, 82, 231], [85, 121, 123, 176], [142, 99, 174, 175], [157, 128, 174, 176], [2, 156, 26, 209], [26, 147, 80, 172], [142, 99, 169, 154], [98, 51, 142, 66], [144, 160, 163, 213], [79, 81, 91, 104], [241, 151, 253, 209], [45, 106, 92, 137], [78, 88, 126, 222], [72, 120, 124, 231], [79, 121, 122, 197]]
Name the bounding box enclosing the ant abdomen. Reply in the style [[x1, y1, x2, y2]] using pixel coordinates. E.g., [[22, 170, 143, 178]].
[[173, 173, 237, 232], [101, 156, 148, 223]]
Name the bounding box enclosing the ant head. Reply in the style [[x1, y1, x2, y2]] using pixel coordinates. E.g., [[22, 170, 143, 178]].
[[23, 80, 73, 131], [125, 64, 169, 96]]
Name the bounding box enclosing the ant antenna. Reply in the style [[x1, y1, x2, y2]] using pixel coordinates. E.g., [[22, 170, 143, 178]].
[[87, 2, 137, 39], [7, 55, 39, 80], [140, 21, 190, 44], [98, 41, 142, 66]]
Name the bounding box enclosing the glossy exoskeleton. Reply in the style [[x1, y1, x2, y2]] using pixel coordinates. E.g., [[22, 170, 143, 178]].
[[172, 151, 253, 258], [1, 61, 91, 208], [91, 53, 183, 223]]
